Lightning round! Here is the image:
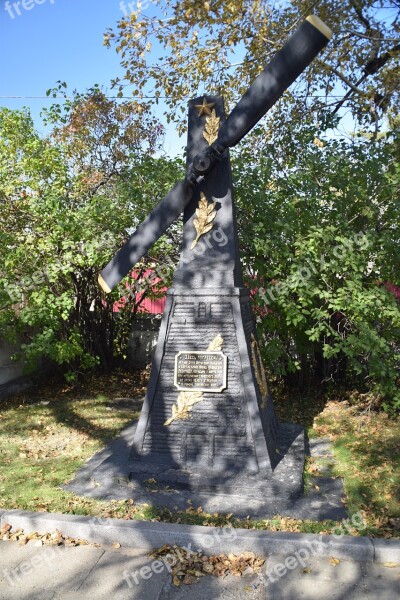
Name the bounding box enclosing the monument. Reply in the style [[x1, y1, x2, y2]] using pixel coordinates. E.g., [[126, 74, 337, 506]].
[[97, 16, 332, 511]]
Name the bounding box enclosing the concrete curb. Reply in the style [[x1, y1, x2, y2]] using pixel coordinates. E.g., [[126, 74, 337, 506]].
[[373, 538, 400, 564], [1, 509, 399, 564]]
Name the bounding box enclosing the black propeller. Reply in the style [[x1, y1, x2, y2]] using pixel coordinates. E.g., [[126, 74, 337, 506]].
[[99, 15, 331, 293]]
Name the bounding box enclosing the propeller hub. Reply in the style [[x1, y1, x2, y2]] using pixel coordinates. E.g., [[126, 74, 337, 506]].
[[192, 151, 212, 175], [192, 143, 225, 178]]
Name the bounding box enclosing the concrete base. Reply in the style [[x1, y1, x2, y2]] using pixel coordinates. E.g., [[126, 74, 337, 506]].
[[64, 419, 347, 521], [129, 423, 304, 495]]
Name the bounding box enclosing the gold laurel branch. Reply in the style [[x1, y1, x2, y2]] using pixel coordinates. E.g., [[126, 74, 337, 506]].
[[164, 391, 203, 426], [203, 109, 220, 145], [251, 334, 269, 409], [207, 334, 224, 352], [191, 192, 217, 250]]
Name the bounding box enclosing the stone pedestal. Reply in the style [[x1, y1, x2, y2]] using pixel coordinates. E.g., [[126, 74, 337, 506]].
[[129, 287, 279, 486], [128, 96, 296, 496]]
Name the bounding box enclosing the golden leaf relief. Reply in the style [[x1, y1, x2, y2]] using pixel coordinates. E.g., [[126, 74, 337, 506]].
[[191, 192, 217, 250], [251, 334, 269, 409], [203, 108, 220, 145], [164, 335, 224, 426], [207, 334, 224, 352], [164, 391, 203, 426]]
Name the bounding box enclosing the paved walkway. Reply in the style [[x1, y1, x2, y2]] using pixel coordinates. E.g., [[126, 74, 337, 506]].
[[0, 540, 399, 600]]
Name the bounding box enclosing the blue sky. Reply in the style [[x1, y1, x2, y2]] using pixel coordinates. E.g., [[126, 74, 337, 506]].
[[0, 0, 184, 154], [0, 1, 385, 154]]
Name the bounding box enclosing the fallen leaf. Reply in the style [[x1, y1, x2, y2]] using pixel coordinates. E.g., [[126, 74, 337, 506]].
[[1, 523, 12, 535]]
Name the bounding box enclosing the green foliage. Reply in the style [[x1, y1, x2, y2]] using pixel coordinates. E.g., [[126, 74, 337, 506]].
[[2, 1, 399, 415], [0, 98, 183, 379], [104, 1, 399, 411], [234, 126, 400, 412], [106, 0, 399, 135]]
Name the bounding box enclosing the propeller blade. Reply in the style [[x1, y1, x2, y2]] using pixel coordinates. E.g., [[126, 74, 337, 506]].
[[216, 15, 332, 149], [99, 15, 332, 293], [98, 180, 193, 293]]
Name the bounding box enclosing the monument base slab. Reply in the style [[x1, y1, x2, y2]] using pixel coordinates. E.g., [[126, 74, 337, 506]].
[[128, 423, 304, 498], [63, 418, 347, 521]]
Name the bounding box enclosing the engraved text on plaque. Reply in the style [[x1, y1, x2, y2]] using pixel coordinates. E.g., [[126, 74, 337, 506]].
[[174, 351, 227, 392]]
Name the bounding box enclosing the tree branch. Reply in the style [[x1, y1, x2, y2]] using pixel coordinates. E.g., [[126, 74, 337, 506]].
[[364, 43, 400, 75], [331, 41, 400, 116], [321, 61, 366, 95], [350, 0, 372, 31]]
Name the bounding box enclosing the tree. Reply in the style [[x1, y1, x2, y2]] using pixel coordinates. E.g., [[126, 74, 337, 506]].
[[234, 124, 400, 411], [105, 0, 399, 135], [0, 92, 182, 379], [104, 1, 400, 411]]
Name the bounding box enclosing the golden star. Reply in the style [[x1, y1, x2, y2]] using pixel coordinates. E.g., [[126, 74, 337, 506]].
[[195, 98, 215, 117]]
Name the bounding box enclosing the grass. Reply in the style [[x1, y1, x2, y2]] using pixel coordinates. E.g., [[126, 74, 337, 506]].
[[0, 370, 144, 516], [0, 369, 398, 538], [312, 400, 400, 537]]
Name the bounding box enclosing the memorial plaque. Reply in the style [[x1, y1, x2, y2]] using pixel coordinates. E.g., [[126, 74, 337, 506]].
[[174, 351, 227, 392]]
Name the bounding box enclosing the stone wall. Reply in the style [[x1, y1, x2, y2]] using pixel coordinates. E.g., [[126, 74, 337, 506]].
[[0, 339, 30, 399], [0, 317, 161, 399], [0, 339, 24, 386], [127, 316, 161, 369]]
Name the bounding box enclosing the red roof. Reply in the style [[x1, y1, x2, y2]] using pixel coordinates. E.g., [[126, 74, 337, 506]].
[[113, 269, 167, 314]]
